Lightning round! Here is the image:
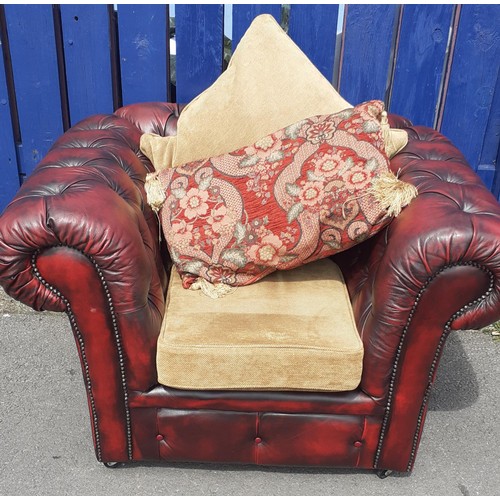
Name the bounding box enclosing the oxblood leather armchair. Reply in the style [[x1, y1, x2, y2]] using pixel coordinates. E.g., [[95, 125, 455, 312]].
[[0, 102, 499, 476]]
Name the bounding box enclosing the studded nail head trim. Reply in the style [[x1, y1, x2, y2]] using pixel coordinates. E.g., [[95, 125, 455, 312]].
[[31, 245, 133, 461], [373, 261, 495, 471]]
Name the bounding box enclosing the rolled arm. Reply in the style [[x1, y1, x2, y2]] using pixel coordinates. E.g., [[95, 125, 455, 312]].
[[0, 113, 168, 461], [336, 124, 500, 471]]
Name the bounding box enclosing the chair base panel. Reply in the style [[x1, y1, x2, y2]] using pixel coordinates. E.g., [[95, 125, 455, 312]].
[[129, 407, 387, 470]]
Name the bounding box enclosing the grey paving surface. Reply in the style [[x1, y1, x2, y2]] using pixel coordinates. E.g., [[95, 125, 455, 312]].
[[0, 298, 499, 495]]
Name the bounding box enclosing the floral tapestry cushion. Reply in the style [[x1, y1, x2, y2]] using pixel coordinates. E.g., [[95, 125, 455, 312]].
[[149, 100, 417, 290]]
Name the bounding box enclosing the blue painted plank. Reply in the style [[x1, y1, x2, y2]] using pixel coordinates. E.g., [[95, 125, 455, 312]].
[[4, 5, 63, 175], [175, 4, 223, 104], [232, 4, 282, 51], [441, 5, 499, 171], [491, 79, 500, 198], [288, 5, 339, 83], [477, 72, 500, 194], [477, 164, 495, 191], [390, 5, 454, 128], [60, 5, 114, 125], [339, 5, 398, 105], [0, 42, 20, 212], [117, 5, 168, 106]]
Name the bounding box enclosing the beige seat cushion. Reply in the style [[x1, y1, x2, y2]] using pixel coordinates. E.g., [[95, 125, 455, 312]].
[[141, 14, 407, 172], [157, 258, 363, 392]]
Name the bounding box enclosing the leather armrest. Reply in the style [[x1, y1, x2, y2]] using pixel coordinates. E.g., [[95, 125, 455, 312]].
[[388, 125, 499, 331], [0, 113, 167, 386], [115, 102, 184, 136], [336, 125, 500, 471], [337, 125, 500, 397], [0, 113, 170, 461]]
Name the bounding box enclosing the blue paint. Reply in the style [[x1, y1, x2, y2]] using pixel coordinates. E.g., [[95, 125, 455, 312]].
[[0, 39, 20, 212], [390, 5, 454, 127], [4, 5, 63, 175], [232, 5, 281, 51], [175, 4, 224, 104], [477, 164, 496, 191], [477, 72, 499, 194], [441, 5, 499, 171], [117, 5, 168, 105], [60, 5, 114, 125], [340, 5, 398, 104], [288, 4, 339, 83], [1, 5, 499, 199]]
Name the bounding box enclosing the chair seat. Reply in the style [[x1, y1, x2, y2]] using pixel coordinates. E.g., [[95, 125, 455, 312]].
[[157, 259, 363, 392]]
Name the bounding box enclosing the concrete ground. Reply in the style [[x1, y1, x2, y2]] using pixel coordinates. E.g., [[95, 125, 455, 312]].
[[0, 289, 499, 496]]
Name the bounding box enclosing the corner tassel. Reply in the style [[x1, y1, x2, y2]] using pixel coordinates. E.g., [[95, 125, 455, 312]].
[[380, 110, 393, 158], [368, 170, 418, 218], [190, 277, 235, 299], [144, 172, 166, 213], [145, 172, 166, 244]]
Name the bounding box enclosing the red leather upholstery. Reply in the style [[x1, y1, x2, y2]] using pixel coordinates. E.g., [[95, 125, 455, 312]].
[[0, 110, 176, 461], [0, 102, 498, 471], [115, 102, 185, 137]]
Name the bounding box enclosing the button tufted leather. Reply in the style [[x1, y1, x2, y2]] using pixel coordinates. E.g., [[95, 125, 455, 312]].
[[336, 124, 500, 392], [0, 109, 179, 462], [115, 102, 185, 137], [334, 121, 500, 471], [0, 103, 498, 472]]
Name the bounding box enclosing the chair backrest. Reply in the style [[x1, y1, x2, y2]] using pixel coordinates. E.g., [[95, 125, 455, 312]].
[[0, 4, 498, 212]]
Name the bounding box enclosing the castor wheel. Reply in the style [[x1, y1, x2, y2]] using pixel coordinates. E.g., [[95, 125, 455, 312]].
[[376, 469, 393, 479], [103, 461, 121, 468]]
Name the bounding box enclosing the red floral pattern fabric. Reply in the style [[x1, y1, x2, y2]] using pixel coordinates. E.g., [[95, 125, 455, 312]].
[[158, 100, 392, 288]]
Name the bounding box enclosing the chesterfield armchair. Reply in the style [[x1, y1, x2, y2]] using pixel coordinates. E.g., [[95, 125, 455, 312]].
[[0, 102, 499, 477]]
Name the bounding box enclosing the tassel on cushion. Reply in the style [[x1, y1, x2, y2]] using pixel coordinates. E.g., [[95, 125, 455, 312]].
[[145, 172, 166, 213], [190, 277, 235, 299], [381, 110, 408, 158], [368, 170, 418, 218], [381, 111, 391, 144], [145, 172, 167, 243]]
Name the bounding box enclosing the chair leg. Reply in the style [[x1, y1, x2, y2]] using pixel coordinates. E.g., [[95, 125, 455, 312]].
[[376, 469, 393, 479], [103, 462, 121, 469]]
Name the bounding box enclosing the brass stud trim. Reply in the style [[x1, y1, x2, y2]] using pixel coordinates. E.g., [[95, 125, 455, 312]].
[[374, 261, 495, 471], [31, 245, 133, 461]]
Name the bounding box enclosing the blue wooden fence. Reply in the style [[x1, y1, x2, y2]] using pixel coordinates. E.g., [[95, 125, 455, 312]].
[[1, 4, 499, 211]]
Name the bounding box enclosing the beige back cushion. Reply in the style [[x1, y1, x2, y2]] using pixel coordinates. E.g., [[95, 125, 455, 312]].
[[141, 14, 407, 171]]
